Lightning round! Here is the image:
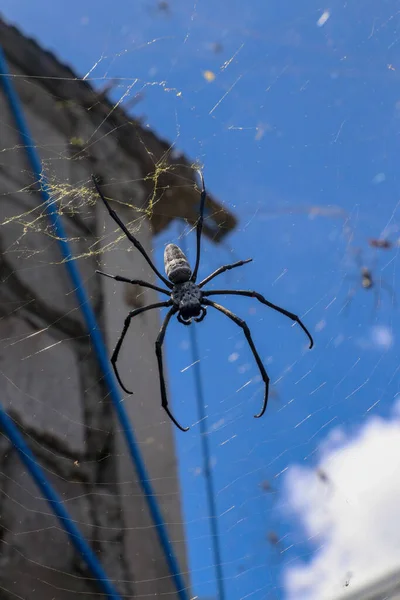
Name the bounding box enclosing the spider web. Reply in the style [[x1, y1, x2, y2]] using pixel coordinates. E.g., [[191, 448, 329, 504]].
[[1, 1, 400, 599]]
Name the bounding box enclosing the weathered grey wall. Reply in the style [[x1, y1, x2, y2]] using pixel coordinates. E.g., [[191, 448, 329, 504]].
[[0, 57, 188, 599], [99, 197, 188, 598]]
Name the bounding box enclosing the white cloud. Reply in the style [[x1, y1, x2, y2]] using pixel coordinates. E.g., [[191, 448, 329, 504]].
[[282, 402, 400, 599], [370, 325, 394, 350], [356, 325, 394, 351]]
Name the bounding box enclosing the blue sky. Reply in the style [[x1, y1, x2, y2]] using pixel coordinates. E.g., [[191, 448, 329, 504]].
[[2, 1, 400, 598]]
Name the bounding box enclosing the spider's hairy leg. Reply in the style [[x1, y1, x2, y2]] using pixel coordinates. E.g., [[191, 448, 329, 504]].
[[155, 307, 189, 432], [198, 259, 253, 288], [91, 175, 172, 288], [203, 299, 270, 419], [191, 169, 206, 282], [111, 301, 173, 394], [203, 289, 314, 349], [96, 270, 171, 296]]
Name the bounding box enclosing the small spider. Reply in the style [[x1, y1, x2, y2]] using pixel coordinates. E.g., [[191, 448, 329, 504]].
[[343, 250, 396, 312], [92, 172, 314, 432], [368, 238, 392, 250], [361, 266, 373, 290], [259, 480, 275, 493], [266, 531, 280, 547], [316, 468, 329, 484]]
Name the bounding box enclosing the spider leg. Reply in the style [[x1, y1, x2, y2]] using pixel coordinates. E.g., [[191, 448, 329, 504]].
[[155, 307, 189, 432], [191, 169, 206, 282], [340, 286, 357, 316], [203, 289, 314, 349], [198, 259, 253, 288], [96, 270, 171, 296], [203, 299, 270, 419], [194, 306, 207, 322], [379, 278, 397, 307], [177, 313, 192, 326], [176, 307, 208, 326], [369, 277, 397, 318], [92, 175, 172, 288], [111, 301, 173, 394], [371, 287, 381, 321]]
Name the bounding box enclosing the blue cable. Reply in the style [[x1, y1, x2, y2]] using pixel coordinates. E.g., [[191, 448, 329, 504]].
[[181, 230, 226, 600], [0, 46, 188, 599], [0, 409, 121, 599], [188, 325, 226, 600]]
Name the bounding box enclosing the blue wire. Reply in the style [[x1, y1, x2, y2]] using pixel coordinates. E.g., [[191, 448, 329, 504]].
[[188, 326, 226, 600], [0, 409, 121, 599], [0, 46, 188, 600], [181, 230, 226, 600]]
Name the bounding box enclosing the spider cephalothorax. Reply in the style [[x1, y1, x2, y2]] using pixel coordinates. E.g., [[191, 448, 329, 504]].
[[92, 172, 314, 432]]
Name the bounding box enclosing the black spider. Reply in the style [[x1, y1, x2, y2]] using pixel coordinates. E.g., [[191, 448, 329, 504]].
[[92, 172, 314, 432]]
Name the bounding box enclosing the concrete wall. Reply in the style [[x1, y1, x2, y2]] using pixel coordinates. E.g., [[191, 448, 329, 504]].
[[0, 57, 188, 599]]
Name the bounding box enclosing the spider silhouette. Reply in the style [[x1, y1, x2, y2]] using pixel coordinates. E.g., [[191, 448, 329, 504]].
[[343, 249, 396, 313], [92, 172, 314, 432]]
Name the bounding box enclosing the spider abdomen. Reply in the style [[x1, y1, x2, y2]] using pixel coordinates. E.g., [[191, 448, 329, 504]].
[[164, 243, 192, 283]]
